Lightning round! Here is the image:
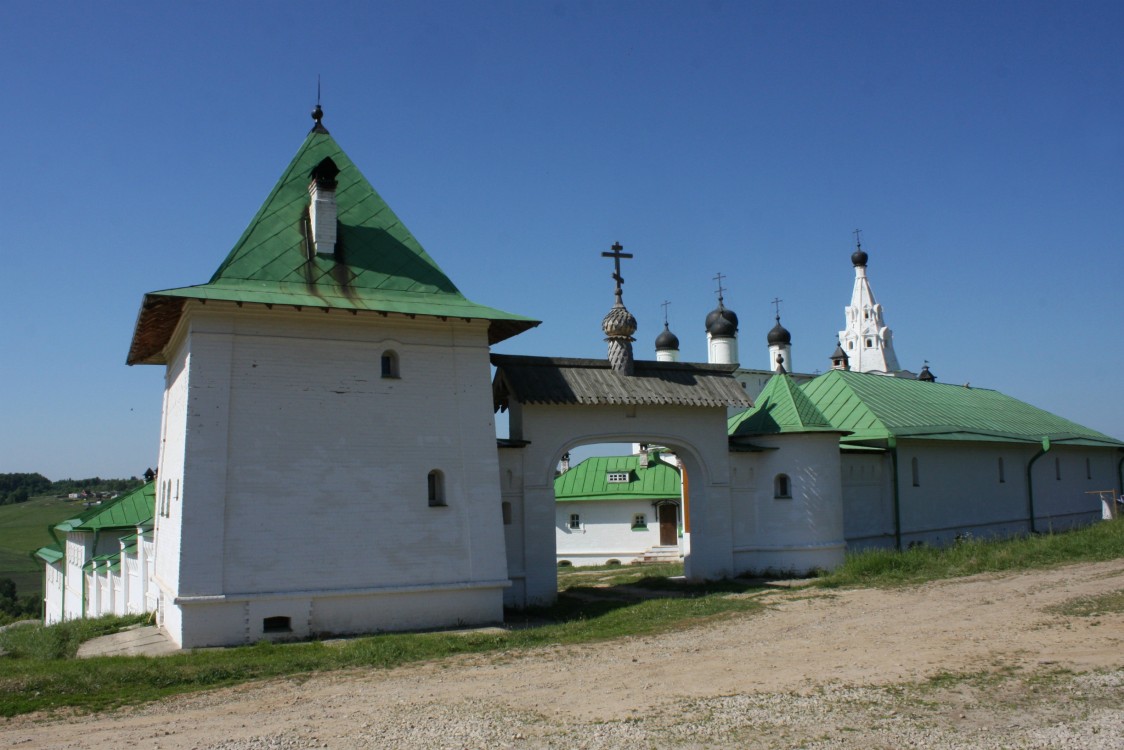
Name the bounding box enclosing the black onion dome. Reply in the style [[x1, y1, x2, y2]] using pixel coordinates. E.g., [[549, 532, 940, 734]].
[[767, 315, 791, 345], [851, 247, 869, 267], [705, 305, 739, 337], [655, 323, 679, 351]]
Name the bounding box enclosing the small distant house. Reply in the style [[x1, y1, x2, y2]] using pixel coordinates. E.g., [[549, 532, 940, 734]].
[[554, 450, 684, 566], [35, 482, 156, 624]]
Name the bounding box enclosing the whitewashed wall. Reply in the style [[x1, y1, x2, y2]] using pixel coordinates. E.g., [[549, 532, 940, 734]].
[[555, 499, 673, 566], [154, 303, 509, 648], [841, 441, 1111, 549], [729, 433, 847, 574]]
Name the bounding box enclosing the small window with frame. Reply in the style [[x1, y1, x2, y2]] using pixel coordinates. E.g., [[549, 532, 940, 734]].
[[631, 513, 647, 529], [427, 470, 446, 507], [774, 474, 791, 499], [381, 350, 400, 379], [568, 513, 581, 530]]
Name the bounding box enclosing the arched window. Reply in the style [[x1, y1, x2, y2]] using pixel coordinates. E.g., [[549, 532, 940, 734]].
[[911, 457, 920, 487], [427, 470, 446, 507], [381, 350, 400, 378], [774, 474, 791, 499]]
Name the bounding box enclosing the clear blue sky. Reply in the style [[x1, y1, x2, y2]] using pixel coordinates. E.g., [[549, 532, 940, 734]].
[[1, 1, 1121, 480]]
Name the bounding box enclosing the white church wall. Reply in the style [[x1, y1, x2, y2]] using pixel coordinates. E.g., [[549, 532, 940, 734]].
[[158, 304, 508, 647], [840, 453, 894, 549], [1029, 445, 1111, 532], [43, 561, 63, 625], [153, 333, 190, 609], [498, 448, 526, 608], [63, 532, 91, 620], [729, 435, 846, 575], [555, 499, 667, 566]]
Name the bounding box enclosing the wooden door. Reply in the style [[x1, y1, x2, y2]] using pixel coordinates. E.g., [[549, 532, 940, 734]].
[[658, 504, 678, 546]]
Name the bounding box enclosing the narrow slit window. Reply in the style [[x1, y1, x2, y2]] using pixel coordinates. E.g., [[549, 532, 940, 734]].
[[998, 457, 1005, 483], [1086, 457, 1091, 480], [911, 457, 920, 487], [1055, 457, 1061, 481], [774, 474, 791, 499], [427, 470, 446, 507], [381, 350, 400, 378], [501, 501, 512, 525]]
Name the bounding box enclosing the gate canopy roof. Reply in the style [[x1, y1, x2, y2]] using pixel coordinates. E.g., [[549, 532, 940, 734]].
[[492, 355, 753, 411]]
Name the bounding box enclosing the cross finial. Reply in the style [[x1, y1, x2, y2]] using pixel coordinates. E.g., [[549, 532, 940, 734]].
[[713, 272, 726, 304], [853, 228, 863, 249], [661, 300, 671, 326], [771, 296, 783, 318], [601, 241, 633, 303]]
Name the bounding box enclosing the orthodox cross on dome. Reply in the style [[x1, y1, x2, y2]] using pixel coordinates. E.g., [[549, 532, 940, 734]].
[[601, 241, 633, 303], [713, 271, 727, 305], [853, 228, 863, 249], [771, 297, 783, 317], [661, 299, 671, 326]]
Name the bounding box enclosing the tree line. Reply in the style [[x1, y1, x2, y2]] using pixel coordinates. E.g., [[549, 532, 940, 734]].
[[0, 473, 144, 505]]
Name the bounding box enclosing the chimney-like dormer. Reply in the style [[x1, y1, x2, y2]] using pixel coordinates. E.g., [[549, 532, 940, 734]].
[[308, 157, 340, 257]]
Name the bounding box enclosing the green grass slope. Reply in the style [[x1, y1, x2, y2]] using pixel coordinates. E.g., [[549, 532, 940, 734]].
[[0, 495, 82, 598]]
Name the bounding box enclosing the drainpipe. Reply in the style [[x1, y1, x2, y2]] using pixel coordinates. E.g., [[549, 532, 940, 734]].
[[1026, 437, 1051, 534], [1116, 450, 1123, 519], [887, 437, 902, 551]]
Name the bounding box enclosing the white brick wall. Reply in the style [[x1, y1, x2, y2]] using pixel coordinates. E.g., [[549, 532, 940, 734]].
[[154, 303, 509, 647]]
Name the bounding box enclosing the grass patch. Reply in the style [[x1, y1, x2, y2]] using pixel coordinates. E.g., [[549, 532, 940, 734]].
[[1046, 589, 1124, 618], [816, 518, 1124, 588]]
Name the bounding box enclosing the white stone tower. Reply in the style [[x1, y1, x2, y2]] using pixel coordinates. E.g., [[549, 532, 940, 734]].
[[838, 238, 901, 374]]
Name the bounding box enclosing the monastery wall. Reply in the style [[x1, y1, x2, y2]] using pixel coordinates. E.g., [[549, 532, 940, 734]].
[[156, 305, 509, 647], [728, 434, 846, 574]]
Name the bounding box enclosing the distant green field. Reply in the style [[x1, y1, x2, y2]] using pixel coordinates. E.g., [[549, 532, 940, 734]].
[[0, 495, 83, 599]]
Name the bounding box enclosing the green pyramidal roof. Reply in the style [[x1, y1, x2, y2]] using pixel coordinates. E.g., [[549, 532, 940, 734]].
[[554, 454, 682, 502], [728, 372, 839, 436], [800, 369, 1124, 447], [128, 126, 538, 364]]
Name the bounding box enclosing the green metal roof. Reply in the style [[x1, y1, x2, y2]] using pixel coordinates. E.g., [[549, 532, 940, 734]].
[[728, 372, 840, 436], [128, 125, 538, 364], [554, 454, 681, 502], [54, 483, 155, 533], [35, 546, 64, 564], [800, 369, 1124, 447]]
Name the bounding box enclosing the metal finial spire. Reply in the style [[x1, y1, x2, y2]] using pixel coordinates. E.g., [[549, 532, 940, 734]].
[[853, 228, 863, 250], [713, 272, 726, 305], [601, 242, 633, 304], [771, 296, 783, 318], [310, 76, 329, 134], [661, 300, 671, 327]]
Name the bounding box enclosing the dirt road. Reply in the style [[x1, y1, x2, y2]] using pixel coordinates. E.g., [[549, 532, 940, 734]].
[[4, 560, 1123, 749]]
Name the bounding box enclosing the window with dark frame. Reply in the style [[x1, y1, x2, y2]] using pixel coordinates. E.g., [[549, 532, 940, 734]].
[[427, 470, 446, 507]]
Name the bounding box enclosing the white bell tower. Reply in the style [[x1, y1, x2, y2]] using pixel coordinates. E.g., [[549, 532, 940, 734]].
[[838, 234, 901, 374]]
